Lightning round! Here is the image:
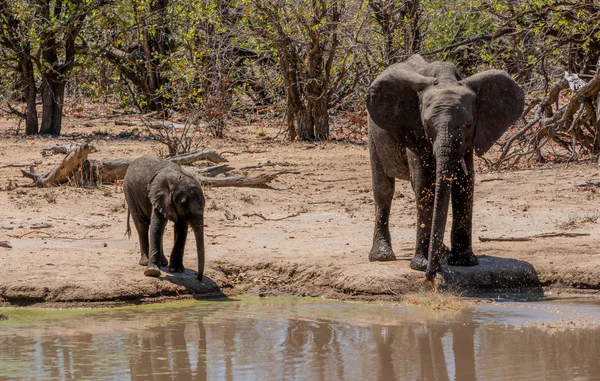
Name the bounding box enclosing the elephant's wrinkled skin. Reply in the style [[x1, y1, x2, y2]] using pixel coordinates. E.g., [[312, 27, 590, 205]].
[[124, 155, 206, 280], [366, 55, 524, 280]]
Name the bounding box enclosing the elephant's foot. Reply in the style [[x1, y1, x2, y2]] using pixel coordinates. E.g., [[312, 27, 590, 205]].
[[410, 245, 451, 271], [410, 254, 428, 271], [160, 253, 169, 266], [169, 265, 185, 273], [139, 256, 148, 266], [369, 240, 396, 262], [144, 263, 162, 277], [447, 249, 479, 267]]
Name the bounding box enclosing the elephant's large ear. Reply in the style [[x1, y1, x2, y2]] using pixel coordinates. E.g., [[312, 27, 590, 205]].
[[461, 70, 524, 156], [366, 67, 436, 136], [148, 170, 178, 221]]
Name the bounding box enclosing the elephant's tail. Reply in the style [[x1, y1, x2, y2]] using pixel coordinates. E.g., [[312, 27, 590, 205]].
[[125, 210, 132, 238]]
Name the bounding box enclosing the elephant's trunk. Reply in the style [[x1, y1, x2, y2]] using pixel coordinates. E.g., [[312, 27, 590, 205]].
[[192, 219, 205, 281], [426, 134, 461, 280]]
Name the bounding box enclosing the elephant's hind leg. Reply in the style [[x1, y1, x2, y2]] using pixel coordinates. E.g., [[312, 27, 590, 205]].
[[369, 146, 396, 262], [146, 211, 167, 277], [131, 216, 150, 266], [169, 220, 188, 273], [448, 150, 478, 267]]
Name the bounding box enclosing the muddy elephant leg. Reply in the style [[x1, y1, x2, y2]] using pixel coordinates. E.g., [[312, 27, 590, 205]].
[[369, 144, 396, 262], [408, 151, 436, 271], [449, 149, 478, 266], [146, 210, 167, 277], [169, 220, 188, 273]]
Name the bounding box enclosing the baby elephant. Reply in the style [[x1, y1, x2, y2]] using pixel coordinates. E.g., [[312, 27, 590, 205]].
[[124, 155, 205, 280]]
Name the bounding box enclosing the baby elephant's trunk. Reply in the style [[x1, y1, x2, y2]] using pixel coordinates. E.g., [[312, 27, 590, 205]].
[[192, 220, 205, 281]]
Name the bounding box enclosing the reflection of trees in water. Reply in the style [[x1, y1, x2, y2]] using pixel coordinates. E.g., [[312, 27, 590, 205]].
[[2, 307, 600, 380]]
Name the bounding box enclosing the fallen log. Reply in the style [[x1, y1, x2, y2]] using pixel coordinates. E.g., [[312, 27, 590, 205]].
[[41, 144, 88, 156], [169, 150, 227, 165], [20, 144, 94, 187], [196, 164, 235, 177], [199, 171, 299, 187], [114, 120, 188, 129], [83, 158, 134, 184]]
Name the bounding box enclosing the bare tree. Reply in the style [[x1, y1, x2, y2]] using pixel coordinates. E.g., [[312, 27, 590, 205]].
[[251, 0, 349, 141]]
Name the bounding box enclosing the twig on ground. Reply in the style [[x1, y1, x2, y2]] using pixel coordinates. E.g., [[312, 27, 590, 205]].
[[8, 230, 52, 239], [480, 178, 505, 183], [242, 212, 301, 221], [317, 177, 357, 183], [0, 241, 11, 248], [240, 162, 291, 170], [0, 163, 35, 169], [30, 223, 52, 229], [53, 229, 98, 241], [206, 233, 230, 238], [479, 232, 590, 242]]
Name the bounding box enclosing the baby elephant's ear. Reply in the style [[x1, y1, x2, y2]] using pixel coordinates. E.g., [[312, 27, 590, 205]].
[[461, 70, 525, 156], [148, 171, 178, 221]]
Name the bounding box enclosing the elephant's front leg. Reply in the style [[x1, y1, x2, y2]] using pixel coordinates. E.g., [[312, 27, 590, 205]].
[[169, 220, 188, 273], [408, 151, 436, 271], [449, 149, 478, 266], [369, 146, 396, 262], [146, 210, 167, 277]]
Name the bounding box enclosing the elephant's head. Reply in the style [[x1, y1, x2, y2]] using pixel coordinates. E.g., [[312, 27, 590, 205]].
[[367, 61, 524, 278], [148, 169, 206, 280]]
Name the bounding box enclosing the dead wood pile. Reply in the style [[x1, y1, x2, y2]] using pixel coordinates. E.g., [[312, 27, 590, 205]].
[[17, 145, 295, 188], [492, 60, 600, 168]]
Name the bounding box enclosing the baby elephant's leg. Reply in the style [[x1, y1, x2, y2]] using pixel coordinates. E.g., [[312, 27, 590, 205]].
[[145, 211, 167, 277], [169, 220, 188, 273]]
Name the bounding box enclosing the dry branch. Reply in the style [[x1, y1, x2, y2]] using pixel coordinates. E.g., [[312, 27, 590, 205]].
[[41, 144, 88, 156], [196, 164, 235, 177], [199, 171, 299, 187], [479, 232, 590, 242], [169, 150, 228, 165], [240, 162, 291, 170], [20, 144, 94, 187], [1, 163, 35, 169], [8, 230, 52, 239], [496, 60, 600, 168], [115, 119, 188, 129], [242, 212, 301, 221], [318, 177, 357, 183]]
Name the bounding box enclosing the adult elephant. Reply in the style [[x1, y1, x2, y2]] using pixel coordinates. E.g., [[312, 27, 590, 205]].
[[366, 55, 524, 280], [124, 155, 206, 280]]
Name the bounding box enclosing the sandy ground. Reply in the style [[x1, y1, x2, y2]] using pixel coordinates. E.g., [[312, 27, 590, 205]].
[[1, 108, 600, 307]]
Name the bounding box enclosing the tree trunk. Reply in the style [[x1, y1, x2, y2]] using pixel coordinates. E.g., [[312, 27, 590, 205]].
[[40, 78, 65, 136], [312, 97, 329, 141], [594, 92, 600, 154], [21, 59, 38, 136], [296, 108, 314, 140]]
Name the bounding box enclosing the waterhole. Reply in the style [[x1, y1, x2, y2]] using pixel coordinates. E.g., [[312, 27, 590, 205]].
[[1, 296, 599, 380]]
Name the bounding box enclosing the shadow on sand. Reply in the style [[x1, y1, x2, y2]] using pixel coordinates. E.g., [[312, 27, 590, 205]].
[[158, 269, 227, 300], [440, 255, 543, 299]]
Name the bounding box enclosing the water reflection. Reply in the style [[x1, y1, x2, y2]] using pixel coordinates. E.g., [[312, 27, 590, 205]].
[[1, 299, 599, 380]]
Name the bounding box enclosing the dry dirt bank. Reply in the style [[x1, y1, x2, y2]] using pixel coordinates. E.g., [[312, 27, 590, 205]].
[[1, 116, 600, 307]]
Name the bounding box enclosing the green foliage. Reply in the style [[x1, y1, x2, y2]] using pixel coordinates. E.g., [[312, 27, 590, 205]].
[[0, 0, 597, 139]]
